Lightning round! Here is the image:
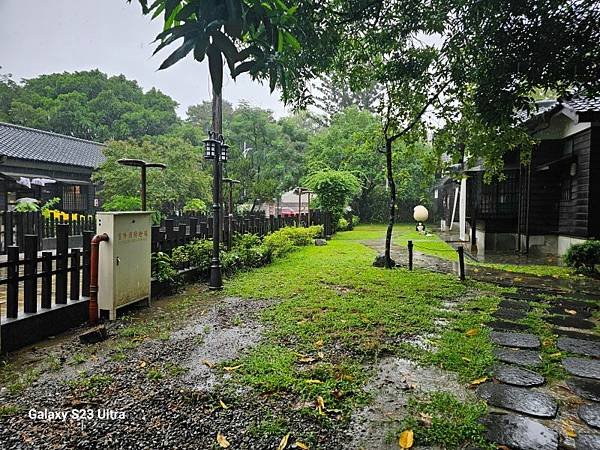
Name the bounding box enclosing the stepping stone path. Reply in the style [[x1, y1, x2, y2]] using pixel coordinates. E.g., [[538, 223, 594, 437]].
[[478, 288, 600, 449], [494, 347, 542, 367], [563, 357, 600, 380], [490, 331, 540, 349], [477, 383, 558, 418], [579, 403, 600, 429], [494, 364, 545, 387], [480, 413, 559, 450], [558, 336, 600, 358]]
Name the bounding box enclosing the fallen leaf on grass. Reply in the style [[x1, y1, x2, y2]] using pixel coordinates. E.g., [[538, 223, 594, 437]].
[[217, 432, 230, 448], [465, 328, 479, 337], [314, 339, 324, 348], [469, 376, 488, 387], [219, 399, 228, 410], [513, 277, 523, 282], [299, 357, 316, 363], [223, 365, 242, 372], [316, 396, 326, 415], [418, 412, 432, 427], [138, 360, 147, 369], [317, 351, 325, 359], [201, 359, 214, 369], [564, 309, 577, 315], [305, 379, 323, 384], [278, 433, 290, 450], [398, 429, 414, 449], [294, 441, 309, 449], [461, 357, 471, 362]]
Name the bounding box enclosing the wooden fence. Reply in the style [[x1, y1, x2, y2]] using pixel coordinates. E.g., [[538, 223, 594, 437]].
[[0, 210, 331, 352]]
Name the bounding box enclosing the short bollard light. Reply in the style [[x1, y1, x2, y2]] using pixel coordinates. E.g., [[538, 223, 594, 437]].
[[413, 205, 429, 233]]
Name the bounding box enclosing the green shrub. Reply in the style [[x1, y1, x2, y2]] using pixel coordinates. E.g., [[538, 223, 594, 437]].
[[103, 195, 141, 211], [172, 239, 213, 273], [262, 226, 323, 258], [564, 240, 600, 274], [183, 198, 207, 214], [337, 218, 349, 231], [351, 215, 360, 227], [151, 252, 182, 293]]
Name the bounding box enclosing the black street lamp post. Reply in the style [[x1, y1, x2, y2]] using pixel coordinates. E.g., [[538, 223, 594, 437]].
[[117, 159, 166, 210], [204, 131, 229, 290]]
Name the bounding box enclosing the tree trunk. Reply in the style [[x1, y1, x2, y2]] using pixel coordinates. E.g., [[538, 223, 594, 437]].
[[384, 138, 396, 268]]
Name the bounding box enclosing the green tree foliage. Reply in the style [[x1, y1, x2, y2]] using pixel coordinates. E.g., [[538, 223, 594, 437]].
[[304, 169, 360, 222], [315, 74, 380, 119], [186, 100, 234, 132], [102, 195, 142, 211], [94, 135, 211, 213], [0, 70, 179, 141]]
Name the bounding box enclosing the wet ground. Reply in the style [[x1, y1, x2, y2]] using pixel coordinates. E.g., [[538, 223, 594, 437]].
[[1, 237, 598, 449]]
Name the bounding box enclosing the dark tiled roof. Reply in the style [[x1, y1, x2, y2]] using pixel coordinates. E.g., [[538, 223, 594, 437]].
[[562, 96, 600, 114], [519, 95, 600, 124], [0, 122, 105, 168]]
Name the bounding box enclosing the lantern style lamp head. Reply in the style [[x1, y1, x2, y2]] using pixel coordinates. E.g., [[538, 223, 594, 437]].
[[220, 142, 229, 163], [203, 133, 219, 160]]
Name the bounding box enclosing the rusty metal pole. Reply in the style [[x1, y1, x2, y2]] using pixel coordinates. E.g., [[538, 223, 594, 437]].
[[89, 233, 109, 325]]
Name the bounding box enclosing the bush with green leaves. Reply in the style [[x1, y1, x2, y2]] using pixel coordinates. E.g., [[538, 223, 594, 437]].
[[102, 195, 141, 211], [151, 252, 182, 293], [171, 239, 214, 273], [183, 198, 208, 215], [564, 240, 600, 274], [304, 169, 361, 223], [262, 226, 323, 258], [337, 218, 349, 231], [14, 201, 39, 213]]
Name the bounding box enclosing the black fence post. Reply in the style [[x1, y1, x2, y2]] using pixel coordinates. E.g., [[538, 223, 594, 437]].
[[6, 245, 19, 318], [41, 251, 52, 309], [408, 240, 413, 271], [24, 234, 38, 313], [70, 249, 80, 300], [55, 223, 69, 304], [457, 246, 466, 281], [82, 230, 93, 297]]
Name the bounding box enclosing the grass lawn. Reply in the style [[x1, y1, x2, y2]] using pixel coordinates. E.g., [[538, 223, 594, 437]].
[[224, 224, 505, 448]]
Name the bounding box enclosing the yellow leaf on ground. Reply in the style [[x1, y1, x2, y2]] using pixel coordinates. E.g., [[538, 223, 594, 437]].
[[465, 328, 479, 337], [305, 379, 323, 384], [314, 339, 324, 348], [564, 309, 577, 315], [223, 364, 242, 372], [398, 429, 414, 449], [317, 351, 325, 359], [461, 357, 472, 362], [469, 376, 488, 386], [202, 359, 215, 368], [562, 420, 577, 438], [219, 399, 228, 410], [295, 441, 309, 449], [278, 433, 290, 450], [316, 396, 325, 409], [299, 357, 316, 363], [217, 432, 230, 448], [514, 277, 523, 282], [138, 360, 147, 369]]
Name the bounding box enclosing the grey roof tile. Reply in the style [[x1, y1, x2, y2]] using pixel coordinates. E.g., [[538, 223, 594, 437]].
[[0, 122, 105, 168]]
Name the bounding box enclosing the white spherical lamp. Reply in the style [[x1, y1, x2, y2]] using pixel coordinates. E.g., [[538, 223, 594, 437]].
[[413, 205, 429, 222]]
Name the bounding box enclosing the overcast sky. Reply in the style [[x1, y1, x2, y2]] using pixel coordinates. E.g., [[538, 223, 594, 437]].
[[0, 0, 288, 118]]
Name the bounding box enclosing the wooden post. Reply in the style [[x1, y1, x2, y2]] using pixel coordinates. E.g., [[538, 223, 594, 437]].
[[6, 245, 19, 318], [23, 234, 38, 313], [55, 223, 69, 304], [457, 246, 466, 281], [408, 240, 413, 271], [41, 251, 52, 308], [70, 249, 80, 300]]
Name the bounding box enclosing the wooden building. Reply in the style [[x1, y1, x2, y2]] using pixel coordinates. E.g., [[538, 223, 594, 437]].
[[440, 96, 600, 257], [0, 122, 105, 212]]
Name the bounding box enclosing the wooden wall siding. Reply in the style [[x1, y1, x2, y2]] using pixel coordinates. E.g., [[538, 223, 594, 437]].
[[557, 129, 591, 237], [588, 125, 600, 239]]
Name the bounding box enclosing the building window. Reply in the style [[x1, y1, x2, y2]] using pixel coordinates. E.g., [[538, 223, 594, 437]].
[[63, 185, 86, 211], [563, 138, 573, 156], [561, 177, 572, 201]]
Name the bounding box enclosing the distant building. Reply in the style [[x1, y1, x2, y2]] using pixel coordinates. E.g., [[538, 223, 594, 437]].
[[437, 96, 600, 257], [0, 122, 105, 212], [259, 188, 315, 216]]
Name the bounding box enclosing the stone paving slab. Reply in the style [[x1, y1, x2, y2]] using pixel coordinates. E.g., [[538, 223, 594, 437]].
[[499, 299, 532, 311], [477, 383, 558, 418], [548, 305, 592, 318], [546, 298, 596, 311], [491, 331, 540, 349], [563, 357, 600, 380], [480, 413, 558, 450], [493, 308, 528, 321], [575, 433, 600, 450], [546, 315, 595, 330], [579, 403, 600, 429], [502, 292, 542, 302], [567, 377, 600, 402], [494, 348, 542, 367], [554, 328, 600, 342], [558, 337, 600, 358], [489, 320, 531, 332], [493, 364, 545, 387]]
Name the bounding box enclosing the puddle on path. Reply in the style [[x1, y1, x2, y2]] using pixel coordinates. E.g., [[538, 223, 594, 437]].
[[346, 357, 472, 450]]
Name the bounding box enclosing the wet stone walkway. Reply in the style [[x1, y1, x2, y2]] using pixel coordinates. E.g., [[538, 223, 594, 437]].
[[477, 289, 600, 450]]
